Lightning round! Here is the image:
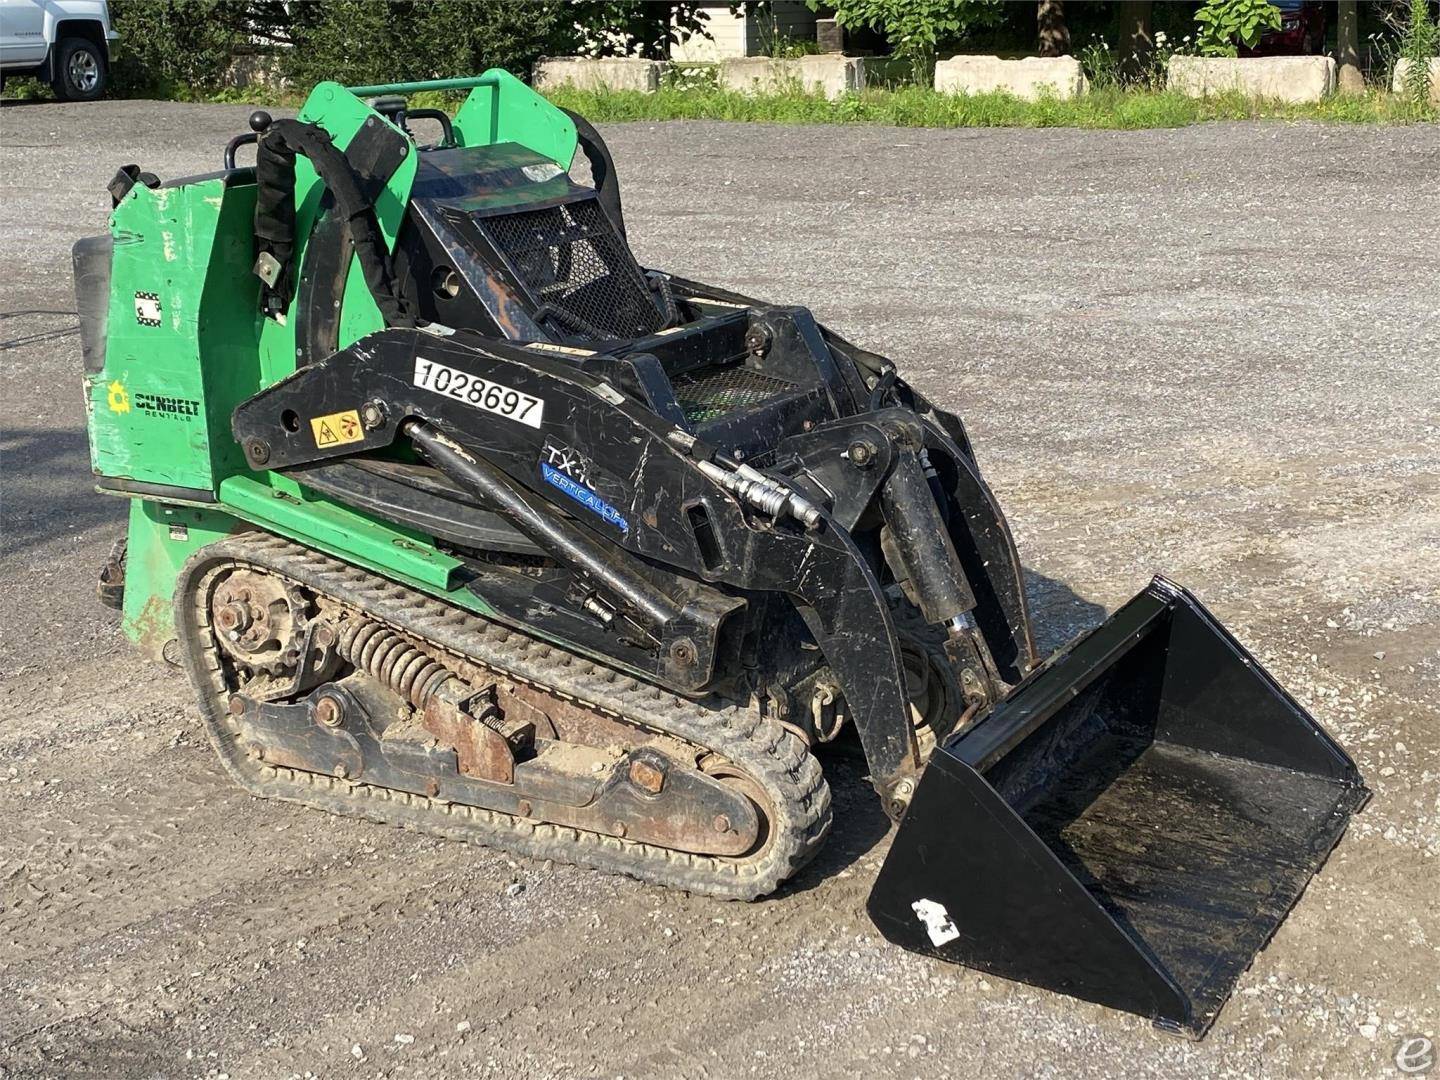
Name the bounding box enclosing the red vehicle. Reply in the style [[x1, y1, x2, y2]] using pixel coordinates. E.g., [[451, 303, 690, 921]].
[[1245, 0, 1328, 55]]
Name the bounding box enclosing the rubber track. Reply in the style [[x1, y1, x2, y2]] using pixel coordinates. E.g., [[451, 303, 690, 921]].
[[175, 533, 832, 900]]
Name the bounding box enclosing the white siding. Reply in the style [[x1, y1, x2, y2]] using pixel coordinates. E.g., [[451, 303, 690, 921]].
[[671, 3, 817, 62]]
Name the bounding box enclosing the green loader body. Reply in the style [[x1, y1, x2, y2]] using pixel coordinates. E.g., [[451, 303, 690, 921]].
[[83, 71, 568, 656], [74, 72, 1366, 1040]]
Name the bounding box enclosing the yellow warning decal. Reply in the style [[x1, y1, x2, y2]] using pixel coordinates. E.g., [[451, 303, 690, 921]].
[[310, 409, 364, 448]]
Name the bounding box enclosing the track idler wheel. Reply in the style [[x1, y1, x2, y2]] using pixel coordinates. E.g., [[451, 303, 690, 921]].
[[210, 567, 307, 673]]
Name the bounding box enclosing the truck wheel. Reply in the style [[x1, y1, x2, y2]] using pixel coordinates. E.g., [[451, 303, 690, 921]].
[[52, 38, 106, 101]]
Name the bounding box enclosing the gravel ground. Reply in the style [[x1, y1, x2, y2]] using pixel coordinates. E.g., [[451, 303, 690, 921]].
[[1, 99, 1437, 1080]]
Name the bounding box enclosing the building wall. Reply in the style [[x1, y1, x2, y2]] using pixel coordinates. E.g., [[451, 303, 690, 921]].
[[671, 2, 818, 62]]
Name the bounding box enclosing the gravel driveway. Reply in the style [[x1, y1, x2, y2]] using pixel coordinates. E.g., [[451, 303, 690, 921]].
[[2, 99, 1437, 1079]]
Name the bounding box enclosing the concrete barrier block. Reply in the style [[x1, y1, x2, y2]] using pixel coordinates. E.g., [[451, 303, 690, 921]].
[[933, 55, 1088, 101], [222, 53, 289, 92], [533, 57, 663, 94], [1392, 58, 1440, 105], [1167, 55, 1336, 103], [718, 55, 865, 99]]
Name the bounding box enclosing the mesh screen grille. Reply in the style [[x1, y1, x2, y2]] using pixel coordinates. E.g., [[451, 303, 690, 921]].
[[482, 199, 663, 340], [670, 365, 799, 424]]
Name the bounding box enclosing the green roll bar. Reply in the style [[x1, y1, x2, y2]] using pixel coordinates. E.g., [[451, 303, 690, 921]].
[[343, 75, 501, 96]]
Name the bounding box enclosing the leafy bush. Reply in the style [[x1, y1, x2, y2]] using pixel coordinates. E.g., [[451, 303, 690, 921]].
[[279, 1, 570, 89], [1398, 0, 1438, 106], [811, 0, 1004, 83], [106, 0, 709, 96], [1194, 0, 1282, 57], [108, 0, 286, 95]]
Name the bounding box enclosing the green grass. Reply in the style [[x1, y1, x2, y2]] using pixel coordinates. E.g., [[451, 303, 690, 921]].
[[542, 84, 1435, 130], [4, 76, 1433, 128]]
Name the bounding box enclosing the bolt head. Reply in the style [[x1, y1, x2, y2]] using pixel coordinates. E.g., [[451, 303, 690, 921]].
[[314, 696, 343, 727], [360, 401, 385, 430], [216, 602, 253, 636], [886, 778, 916, 818], [847, 440, 876, 468], [612, 820, 627, 838], [227, 694, 247, 717], [516, 799, 533, 818], [629, 758, 666, 796], [246, 438, 271, 465], [669, 638, 698, 666], [713, 814, 731, 834]]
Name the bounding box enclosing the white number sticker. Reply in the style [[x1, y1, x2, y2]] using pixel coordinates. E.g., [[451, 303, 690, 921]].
[[412, 358, 545, 429]]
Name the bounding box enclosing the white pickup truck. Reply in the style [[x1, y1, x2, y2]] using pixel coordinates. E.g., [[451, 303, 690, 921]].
[[0, 0, 117, 100]]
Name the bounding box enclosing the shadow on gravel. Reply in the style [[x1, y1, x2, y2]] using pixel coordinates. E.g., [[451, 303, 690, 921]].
[[783, 568, 1108, 896], [0, 308, 79, 351], [0, 427, 124, 560]]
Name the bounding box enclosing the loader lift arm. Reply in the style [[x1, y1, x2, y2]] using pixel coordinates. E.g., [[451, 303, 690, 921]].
[[231, 327, 929, 808]]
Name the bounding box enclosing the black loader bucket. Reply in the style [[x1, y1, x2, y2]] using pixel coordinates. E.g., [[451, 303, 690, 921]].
[[868, 577, 1368, 1037]]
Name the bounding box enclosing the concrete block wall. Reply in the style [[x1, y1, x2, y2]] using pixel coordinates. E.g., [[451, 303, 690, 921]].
[[1392, 58, 1440, 105], [933, 56, 1087, 101], [1167, 56, 1336, 103], [533, 57, 663, 94], [718, 55, 865, 99]]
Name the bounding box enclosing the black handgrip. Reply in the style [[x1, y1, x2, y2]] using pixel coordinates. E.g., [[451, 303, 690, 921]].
[[224, 112, 271, 170], [560, 107, 625, 239], [405, 108, 455, 148], [224, 132, 257, 171]]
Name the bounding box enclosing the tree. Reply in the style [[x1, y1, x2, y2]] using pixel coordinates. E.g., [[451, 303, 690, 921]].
[[1037, 0, 1070, 57], [569, 2, 711, 60], [108, 1, 713, 95], [108, 0, 291, 93], [1335, 1, 1363, 92], [1114, 0, 1153, 76]]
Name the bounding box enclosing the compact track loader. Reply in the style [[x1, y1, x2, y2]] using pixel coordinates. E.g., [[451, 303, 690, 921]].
[[77, 73, 1367, 1037]]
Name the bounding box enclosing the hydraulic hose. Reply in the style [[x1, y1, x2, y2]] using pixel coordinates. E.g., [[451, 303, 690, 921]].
[[252, 118, 412, 327]]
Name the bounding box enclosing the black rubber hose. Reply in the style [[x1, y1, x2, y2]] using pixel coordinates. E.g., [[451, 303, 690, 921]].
[[253, 118, 412, 327]]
